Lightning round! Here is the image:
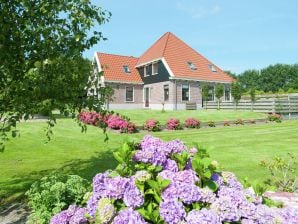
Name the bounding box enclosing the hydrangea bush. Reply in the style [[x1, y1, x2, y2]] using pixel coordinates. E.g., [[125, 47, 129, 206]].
[[50, 136, 298, 224], [184, 117, 200, 128], [144, 119, 161, 132], [79, 111, 137, 134], [166, 118, 183, 130], [268, 113, 282, 123]]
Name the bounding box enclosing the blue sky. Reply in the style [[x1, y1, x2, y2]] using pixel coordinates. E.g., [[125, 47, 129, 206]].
[[84, 0, 298, 74]]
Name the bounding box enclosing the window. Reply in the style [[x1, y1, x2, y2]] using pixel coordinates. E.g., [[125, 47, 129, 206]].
[[224, 86, 231, 101], [152, 63, 158, 75], [125, 87, 134, 102], [123, 65, 130, 73], [208, 64, 217, 72], [182, 84, 189, 101], [164, 84, 169, 101], [144, 65, 151, 77], [208, 86, 215, 101], [187, 61, 197, 70]]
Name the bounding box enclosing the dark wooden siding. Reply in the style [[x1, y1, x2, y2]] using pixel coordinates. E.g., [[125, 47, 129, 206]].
[[138, 61, 171, 84]]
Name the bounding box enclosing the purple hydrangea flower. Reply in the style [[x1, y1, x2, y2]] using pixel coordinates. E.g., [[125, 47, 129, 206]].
[[104, 176, 129, 199], [165, 139, 187, 154], [123, 180, 144, 208], [211, 173, 224, 187], [132, 170, 151, 182], [175, 170, 199, 184], [112, 208, 147, 224], [69, 207, 87, 224], [158, 170, 176, 182], [200, 188, 216, 204], [93, 172, 108, 193], [178, 183, 202, 204], [217, 186, 246, 206], [279, 207, 298, 224], [210, 196, 241, 222], [239, 201, 257, 218], [159, 200, 186, 224], [186, 208, 221, 224], [50, 205, 87, 224], [163, 159, 179, 172], [87, 192, 101, 217]]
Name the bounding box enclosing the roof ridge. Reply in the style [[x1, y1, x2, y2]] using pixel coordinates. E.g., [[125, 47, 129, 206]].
[[97, 52, 139, 59]]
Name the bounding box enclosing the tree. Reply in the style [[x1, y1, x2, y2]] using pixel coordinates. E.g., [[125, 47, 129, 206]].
[[249, 87, 256, 111], [215, 84, 224, 110], [231, 82, 242, 110], [0, 1, 111, 151], [201, 83, 209, 109]]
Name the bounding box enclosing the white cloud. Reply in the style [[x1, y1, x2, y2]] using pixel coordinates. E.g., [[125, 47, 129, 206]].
[[176, 2, 221, 19]]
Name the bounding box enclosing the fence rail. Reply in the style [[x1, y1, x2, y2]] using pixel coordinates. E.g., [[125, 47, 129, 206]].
[[205, 96, 298, 114]]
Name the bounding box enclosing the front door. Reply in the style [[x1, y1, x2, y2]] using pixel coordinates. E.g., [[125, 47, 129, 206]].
[[145, 87, 150, 107]]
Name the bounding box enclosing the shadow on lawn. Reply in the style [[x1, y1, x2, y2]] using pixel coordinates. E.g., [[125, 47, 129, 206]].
[[0, 149, 118, 205]]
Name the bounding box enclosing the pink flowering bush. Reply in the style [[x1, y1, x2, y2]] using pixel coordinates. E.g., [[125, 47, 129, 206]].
[[49, 135, 298, 224], [223, 121, 230, 126], [79, 111, 108, 126], [207, 121, 216, 127], [268, 113, 282, 123], [79, 111, 138, 134], [184, 117, 200, 129], [144, 119, 161, 132], [120, 121, 138, 134], [166, 118, 183, 130]]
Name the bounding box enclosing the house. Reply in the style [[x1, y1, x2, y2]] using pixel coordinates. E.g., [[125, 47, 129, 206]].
[[92, 32, 234, 110]]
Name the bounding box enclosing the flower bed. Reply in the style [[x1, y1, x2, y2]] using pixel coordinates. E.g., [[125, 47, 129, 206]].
[[166, 118, 183, 130], [184, 117, 200, 128], [50, 136, 298, 224], [79, 111, 137, 134], [143, 119, 161, 132]]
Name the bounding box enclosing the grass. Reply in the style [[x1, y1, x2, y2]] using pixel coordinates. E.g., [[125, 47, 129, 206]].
[[1, 118, 297, 204], [115, 109, 267, 125]]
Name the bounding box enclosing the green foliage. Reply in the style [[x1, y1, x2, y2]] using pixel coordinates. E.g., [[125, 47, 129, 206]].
[[249, 87, 256, 103], [267, 113, 282, 123], [234, 118, 244, 125], [25, 173, 90, 224], [260, 153, 298, 193], [231, 82, 243, 109], [207, 121, 216, 127], [215, 84, 224, 110], [0, 0, 111, 150], [238, 64, 298, 93], [201, 83, 210, 109]]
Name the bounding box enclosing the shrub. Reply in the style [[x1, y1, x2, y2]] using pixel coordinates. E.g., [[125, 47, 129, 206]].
[[249, 119, 256, 124], [268, 113, 282, 123], [144, 119, 161, 132], [26, 173, 90, 224], [234, 118, 244, 125], [79, 111, 108, 126], [50, 136, 298, 224], [106, 115, 127, 130], [166, 118, 182, 130], [207, 121, 216, 127], [184, 117, 200, 128], [260, 153, 297, 193], [223, 121, 230, 126], [120, 121, 138, 134]]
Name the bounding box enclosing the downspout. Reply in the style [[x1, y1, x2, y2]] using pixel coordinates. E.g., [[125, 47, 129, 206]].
[[175, 80, 177, 110]]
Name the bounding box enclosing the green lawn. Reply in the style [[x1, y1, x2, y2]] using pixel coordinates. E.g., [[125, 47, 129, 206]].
[[0, 119, 297, 204], [115, 109, 267, 125]]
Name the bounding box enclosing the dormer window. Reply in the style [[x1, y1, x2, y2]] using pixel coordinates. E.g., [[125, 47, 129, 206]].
[[187, 61, 197, 70], [144, 65, 151, 77], [208, 64, 217, 72], [152, 62, 158, 75], [123, 65, 131, 73]]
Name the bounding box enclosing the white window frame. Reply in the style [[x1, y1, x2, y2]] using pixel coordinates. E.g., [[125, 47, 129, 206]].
[[125, 86, 134, 102], [152, 62, 158, 75], [163, 84, 169, 102], [223, 85, 231, 102], [182, 84, 190, 101], [123, 65, 131, 73], [207, 85, 215, 102], [187, 61, 197, 70], [208, 64, 217, 72]]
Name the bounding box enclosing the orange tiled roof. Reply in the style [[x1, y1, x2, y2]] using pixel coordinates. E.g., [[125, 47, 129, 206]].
[[96, 52, 143, 84], [137, 32, 234, 83]]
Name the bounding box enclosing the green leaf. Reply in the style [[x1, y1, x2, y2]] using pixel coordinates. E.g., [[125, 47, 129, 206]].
[[204, 180, 218, 192]]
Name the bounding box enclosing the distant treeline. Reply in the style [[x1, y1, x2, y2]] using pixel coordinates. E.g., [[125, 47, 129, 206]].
[[226, 64, 298, 94]]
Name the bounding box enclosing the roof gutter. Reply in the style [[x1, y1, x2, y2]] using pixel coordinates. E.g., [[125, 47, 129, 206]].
[[104, 80, 144, 85], [169, 76, 232, 84]]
